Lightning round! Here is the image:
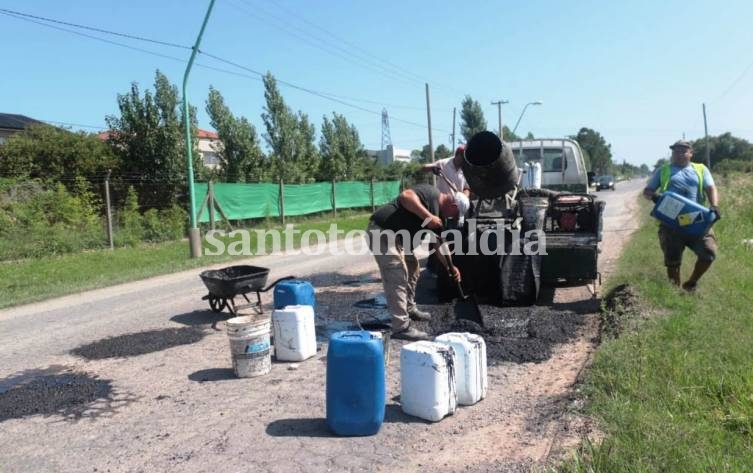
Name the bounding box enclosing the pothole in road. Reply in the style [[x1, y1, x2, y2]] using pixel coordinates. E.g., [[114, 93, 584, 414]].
[[71, 327, 206, 360], [0, 370, 113, 422]]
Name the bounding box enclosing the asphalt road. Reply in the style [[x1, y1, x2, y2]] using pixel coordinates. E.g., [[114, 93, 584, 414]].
[[0, 179, 646, 473], [0, 179, 646, 376]]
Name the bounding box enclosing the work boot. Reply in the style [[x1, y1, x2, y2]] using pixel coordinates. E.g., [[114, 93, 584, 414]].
[[408, 307, 432, 321], [393, 326, 430, 341], [681, 281, 698, 293]]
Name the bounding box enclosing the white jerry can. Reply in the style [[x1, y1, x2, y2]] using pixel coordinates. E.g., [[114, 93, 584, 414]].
[[434, 332, 487, 405], [400, 341, 457, 422], [271, 305, 317, 362]]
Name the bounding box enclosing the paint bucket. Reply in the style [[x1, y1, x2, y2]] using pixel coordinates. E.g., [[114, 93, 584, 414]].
[[520, 197, 549, 231], [226, 315, 272, 378]]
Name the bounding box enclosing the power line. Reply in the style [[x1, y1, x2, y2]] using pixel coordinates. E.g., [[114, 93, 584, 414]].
[[1, 8, 448, 134], [713, 58, 753, 103], [227, 0, 423, 88], [0, 8, 190, 50]]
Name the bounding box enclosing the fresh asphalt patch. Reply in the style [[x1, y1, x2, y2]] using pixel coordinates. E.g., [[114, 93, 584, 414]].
[[0, 371, 113, 422], [70, 327, 206, 360], [411, 303, 585, 364]]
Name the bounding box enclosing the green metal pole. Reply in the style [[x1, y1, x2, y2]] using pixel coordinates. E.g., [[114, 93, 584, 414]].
[[184, 0, 216, 258]]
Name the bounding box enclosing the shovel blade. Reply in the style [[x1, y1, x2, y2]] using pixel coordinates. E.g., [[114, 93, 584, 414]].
[[453, 294, 484, 327]]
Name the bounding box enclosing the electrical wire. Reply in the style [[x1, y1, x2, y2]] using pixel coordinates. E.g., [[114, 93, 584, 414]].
[[1, 8, 449, 134]]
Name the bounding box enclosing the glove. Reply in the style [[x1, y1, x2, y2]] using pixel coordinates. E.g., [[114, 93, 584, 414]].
[[710, 205, 721, 220], [431, 166, 441, 176]]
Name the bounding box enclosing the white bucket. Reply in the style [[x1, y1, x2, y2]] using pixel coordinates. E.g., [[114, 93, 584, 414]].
[[226, 315, 272, 378], [520, 197, 548, 231]]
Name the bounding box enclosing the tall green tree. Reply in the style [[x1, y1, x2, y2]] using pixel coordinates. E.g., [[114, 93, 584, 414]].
[[574, 127, 613, 175], [691, 132, 753, 168], [460, 95, 487, 142], [318, 112, 366, 181], [205, 87, 265, 182], [0, 124, 116, 183], [261, 72, 318, 183], [105, 70, 199, 207], [435, 144, 452, 161]]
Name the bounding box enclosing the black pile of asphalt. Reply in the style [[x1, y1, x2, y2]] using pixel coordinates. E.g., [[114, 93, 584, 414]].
[[411, 304, 584, 364], [0, 372, 112, 422], [71, 327, 206, 360]]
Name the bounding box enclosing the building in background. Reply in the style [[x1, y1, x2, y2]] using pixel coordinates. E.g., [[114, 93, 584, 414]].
[[196, 129, 221, 169], [366, 144, 413, 166]]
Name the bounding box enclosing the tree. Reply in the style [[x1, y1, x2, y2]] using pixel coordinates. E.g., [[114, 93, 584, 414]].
[[0, 124, 116, 183], [261, 72, 318, 183], [318, 112, 366, 181], [105, 70, 199, 208], [574, 127, 613, 175], [501, 126, 521, 142], [690, 132, 753, 169], [205, 87, 265, 182], [460, 95, 487, 142], [435, 144, 452, 161]]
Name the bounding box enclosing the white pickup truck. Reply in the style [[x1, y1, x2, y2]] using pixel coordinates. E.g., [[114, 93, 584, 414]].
[[509, 138, 589, 193]]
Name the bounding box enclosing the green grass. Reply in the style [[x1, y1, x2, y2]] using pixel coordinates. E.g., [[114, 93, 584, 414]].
[[559, 173, 753, 472], [0, 213, 370, 309]]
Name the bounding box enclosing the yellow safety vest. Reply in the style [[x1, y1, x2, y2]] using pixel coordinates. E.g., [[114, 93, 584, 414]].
[[660, 162, 706, 204]]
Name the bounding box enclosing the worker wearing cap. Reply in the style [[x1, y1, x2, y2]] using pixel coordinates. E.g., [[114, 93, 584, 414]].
[[367, 185, 470, 340], [422, 146, 471, 196], [643, 139, 720, 292]]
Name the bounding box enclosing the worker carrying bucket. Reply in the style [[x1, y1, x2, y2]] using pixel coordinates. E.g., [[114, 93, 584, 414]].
[[643, 139, 721, 292]]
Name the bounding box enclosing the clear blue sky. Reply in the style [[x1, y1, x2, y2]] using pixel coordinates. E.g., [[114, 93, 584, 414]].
[[2, 0, 752, 166]]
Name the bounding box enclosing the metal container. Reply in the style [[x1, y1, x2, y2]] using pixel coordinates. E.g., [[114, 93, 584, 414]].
[[462, 131, 519, 198]]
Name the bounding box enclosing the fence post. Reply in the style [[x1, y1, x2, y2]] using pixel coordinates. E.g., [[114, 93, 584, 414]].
[[104, 169, 114, 250], [370, 178, 375, 212], [279, 178, 285, 225], [332, 179, 337, 218], [208, 180, 216, 231]]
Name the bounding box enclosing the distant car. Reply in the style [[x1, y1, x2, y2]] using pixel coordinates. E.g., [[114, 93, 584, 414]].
[[596, 175, 616, 191]]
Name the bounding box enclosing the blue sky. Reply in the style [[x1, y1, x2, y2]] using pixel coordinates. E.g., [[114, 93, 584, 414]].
[[2, 0, 752, 166]]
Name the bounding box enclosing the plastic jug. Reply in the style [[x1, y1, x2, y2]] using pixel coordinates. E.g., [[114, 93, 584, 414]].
[[272, 305, 317, 362], [326, 331, 385, 436], [400, 341, 457, 422], [651, 191, 718, 238], [435, 333, 487, 405], [274, 280, 316, 311]]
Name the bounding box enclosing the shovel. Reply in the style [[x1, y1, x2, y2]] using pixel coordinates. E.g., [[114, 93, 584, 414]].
[[437, 237, 484, 327]]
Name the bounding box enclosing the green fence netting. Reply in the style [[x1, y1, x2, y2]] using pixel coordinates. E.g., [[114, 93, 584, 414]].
[[196, 180, 400, 223]]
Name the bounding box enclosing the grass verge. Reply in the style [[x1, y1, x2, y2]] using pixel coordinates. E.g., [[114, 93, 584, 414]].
[[0, 213, 370, 309], [559, 173, 753, 472]]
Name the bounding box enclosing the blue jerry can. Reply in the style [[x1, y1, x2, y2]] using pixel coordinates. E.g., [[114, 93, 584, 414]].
[[651, 191, 718, 238], [326, 331, 385, 436], [273, 280, 316, 310]]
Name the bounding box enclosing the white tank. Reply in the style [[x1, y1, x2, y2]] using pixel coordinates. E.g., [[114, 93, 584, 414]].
[[530, 161, 542, 189], [434, 333, 487, 405], [271, 305, 317, 362], [400, 341, 457, 422]]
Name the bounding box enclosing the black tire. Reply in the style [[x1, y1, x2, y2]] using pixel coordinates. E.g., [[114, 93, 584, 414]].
[[208, 296, 226, 313]]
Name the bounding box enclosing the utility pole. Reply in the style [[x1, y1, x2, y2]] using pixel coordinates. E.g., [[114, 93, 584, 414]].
[[425, 83, 435, 186], [183, 0, 217, 258], [703, 103, 711, 168], [451, 107, 456, 149], [491, 99, 509, 140]]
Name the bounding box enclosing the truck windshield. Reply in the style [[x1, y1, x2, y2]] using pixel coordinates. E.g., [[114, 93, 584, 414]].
[[512, 147, 568, 172]]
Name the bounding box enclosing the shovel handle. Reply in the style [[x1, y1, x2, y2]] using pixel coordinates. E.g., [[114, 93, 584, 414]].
[[437, 236, 466, 299]]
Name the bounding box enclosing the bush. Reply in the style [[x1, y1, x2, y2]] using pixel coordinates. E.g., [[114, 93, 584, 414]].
[[714, 159, 753, 174]]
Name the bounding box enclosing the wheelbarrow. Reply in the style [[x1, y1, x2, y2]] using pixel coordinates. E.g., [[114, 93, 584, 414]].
[[199, 265, 294, 316]]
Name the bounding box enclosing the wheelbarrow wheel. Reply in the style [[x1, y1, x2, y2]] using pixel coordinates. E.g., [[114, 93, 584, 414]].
[[208, 296, 227, 313]]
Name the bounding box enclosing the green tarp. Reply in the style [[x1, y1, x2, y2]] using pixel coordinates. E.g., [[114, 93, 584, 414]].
[[196, 180, 400, 223]]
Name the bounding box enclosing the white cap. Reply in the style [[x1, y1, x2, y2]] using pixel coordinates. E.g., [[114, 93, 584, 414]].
[[453, 192, 470, 225]]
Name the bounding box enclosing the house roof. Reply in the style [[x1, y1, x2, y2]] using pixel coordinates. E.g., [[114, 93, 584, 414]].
[[0, 113, 43, 130], [197, 129, 219, 139]]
